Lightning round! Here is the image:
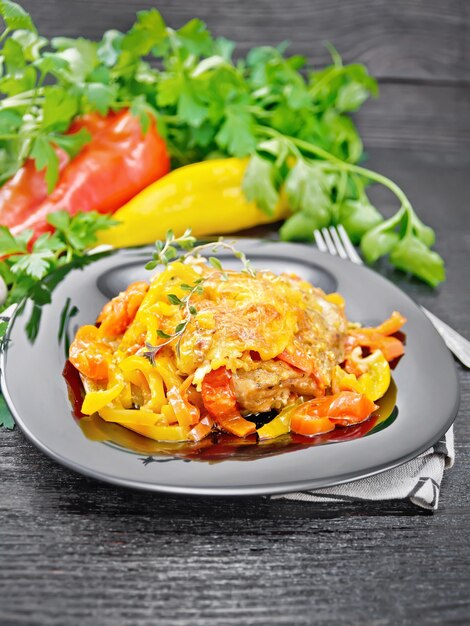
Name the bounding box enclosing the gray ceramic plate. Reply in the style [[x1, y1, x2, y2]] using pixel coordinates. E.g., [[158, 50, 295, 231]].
[[0, 241, 460, 495]]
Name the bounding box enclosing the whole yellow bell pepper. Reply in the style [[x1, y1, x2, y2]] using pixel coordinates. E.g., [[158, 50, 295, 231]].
[[97, 158, 290, 248]]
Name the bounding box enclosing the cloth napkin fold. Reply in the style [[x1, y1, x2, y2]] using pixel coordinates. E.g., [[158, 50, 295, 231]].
[[272, 427, 454, 511]]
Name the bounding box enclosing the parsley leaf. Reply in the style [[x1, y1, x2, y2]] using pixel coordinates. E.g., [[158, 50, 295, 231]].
[[284, 159, 332, 229], [30, 136, 60, 193], [10, 248, 55, 280], [52, 128, 91, 158], [390, 236, 446, 287], [0, 0, 36, 32], [0, 393, 14, 429], [216, 107, 257, 156], [0, 210, 116, 337], [242, 153, 279, 215]]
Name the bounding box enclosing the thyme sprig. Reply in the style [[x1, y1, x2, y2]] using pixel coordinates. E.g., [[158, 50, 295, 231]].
[[145, 228, 256, 277], [143, 229, 256, 364], [143, 276, 205, 363]]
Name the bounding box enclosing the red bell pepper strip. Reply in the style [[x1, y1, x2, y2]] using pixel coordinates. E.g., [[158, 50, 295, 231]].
[[373, 311, 407, 336], [346, 332, 404, 362], [167, 386, 200, 430], [188, 415, 214, 442], [201, 367, 256, 437], [346, 311, 407, 362], [277, 347, 314, 374], [290, 391, 377, 436], [276, 345, 327, 390], [2, 109, 170, 237]]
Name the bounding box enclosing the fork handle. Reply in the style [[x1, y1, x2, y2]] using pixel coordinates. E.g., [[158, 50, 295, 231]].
[[420, 306, 470, 368]]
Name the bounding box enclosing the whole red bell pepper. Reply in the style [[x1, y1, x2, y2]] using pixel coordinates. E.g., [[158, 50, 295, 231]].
[[0, 109, 170, 237], [0, 149, 70, 230]]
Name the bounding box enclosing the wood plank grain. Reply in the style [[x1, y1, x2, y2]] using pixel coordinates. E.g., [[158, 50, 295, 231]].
[[0, 148, 469, 626], [19, 0, 470, 83], [355, 82, 470, 153]]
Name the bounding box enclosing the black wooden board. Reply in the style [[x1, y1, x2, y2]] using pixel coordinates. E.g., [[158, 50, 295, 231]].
[[1, 1, 470, 623]]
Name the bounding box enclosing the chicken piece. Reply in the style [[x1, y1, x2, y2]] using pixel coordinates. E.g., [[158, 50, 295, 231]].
[[231, 285, 347, 414], [232, 360, 319, 414]]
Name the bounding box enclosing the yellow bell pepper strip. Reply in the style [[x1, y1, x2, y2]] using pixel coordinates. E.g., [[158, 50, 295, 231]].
[[98, 406, 165, 426], [81, 381, 124, 416], [333, 348, 391, 402], [125, 423, 190, 442], [257, 404, 297, 440], [324, 292, 345, 308], [97, 158, 290, 248]]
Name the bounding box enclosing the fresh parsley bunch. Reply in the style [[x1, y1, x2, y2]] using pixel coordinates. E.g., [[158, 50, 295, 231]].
[[0, 209, 116, 428], [0, 209, 116, 360], [0, 2, 445, 285]]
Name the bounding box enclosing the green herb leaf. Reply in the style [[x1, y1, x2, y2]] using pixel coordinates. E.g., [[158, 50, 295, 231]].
[[209, 256, 223, 270], [156, 329, 172, 339], [121, 9, 166, 58], [46, 209, 70, 232], [0, 393, 14, 429], [83, 82, 116, 115], [389, 236, 446, 287], [0, 109, 22, 134], [242, 153, 279, 215], [285, 160, 331, 229], [215, 107, 257, 156], [167, 293, 182, 305], [30, 135, 60, 192], [52, 128, 91, 158], [338, 198, 383, 244], [97, 29, 123, 66], [50, 36, 97, 81], [361, 219, 402, 264], [10, 249, 55, 280], [176, 18, 213, 57], [0, 0, 36, 32], [279, 211, 317, 242], [41, 86, 78, 132], [0, 226, 27, 255]]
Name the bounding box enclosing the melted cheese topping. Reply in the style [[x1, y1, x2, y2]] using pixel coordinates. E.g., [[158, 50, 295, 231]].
[[131, 262, 326, 387]]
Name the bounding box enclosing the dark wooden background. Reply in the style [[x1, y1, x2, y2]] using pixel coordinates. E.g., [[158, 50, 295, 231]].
[[1, 2, 470, 625]]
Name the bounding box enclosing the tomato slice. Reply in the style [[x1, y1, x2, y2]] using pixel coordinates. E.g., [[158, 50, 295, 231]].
[[201, 367, 256, 437], [290, 391, 377, 436]]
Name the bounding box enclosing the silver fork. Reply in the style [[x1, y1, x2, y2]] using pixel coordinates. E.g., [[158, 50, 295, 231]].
[[314, 224, 470, 368]]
